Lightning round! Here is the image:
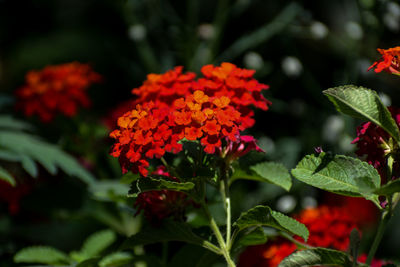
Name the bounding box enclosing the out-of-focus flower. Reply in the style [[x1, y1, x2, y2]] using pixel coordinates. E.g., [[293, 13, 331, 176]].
[[352, 106, 400, 182], [295, 205, 358, 251], [128, 24, 147, 41], [281, 56, 303, 78], [310, 21, 329, 39], [15, 62, 101, 122], [0, 179, 31, 215], [243, 52, 264, 70], [198, 24, 215, 40], [358, 254, 388, 267], [134, 166, 192, 222], [368, 47, 400, 75], [345, 21, 363, 40], [238, 238, 296, 267]]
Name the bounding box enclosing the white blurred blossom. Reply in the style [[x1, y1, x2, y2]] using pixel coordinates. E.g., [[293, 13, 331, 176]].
[[310, 21, 329, 39], [301, 196, 317, 209], [384, 2, 400, 32], [281, 56, 303, 78], [379, 92, 392, 106], [243, 52, 264, 70], [257, 136, 275, 154], [345, 21, 363, 40], [198, 24, 215, 40], [322, 115, 345, 143], [128, 24, 146, 41], [276, 195, 297, 213]]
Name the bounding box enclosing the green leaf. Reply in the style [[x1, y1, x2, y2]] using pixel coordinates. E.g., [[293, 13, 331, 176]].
[[291, 152, 380, 201], [0, 131, 95, 185], [80, 230, 117, 259], [323, 85, 400, 143], [0, 166, 15, 186], [0, 115, 33, 131], [128, 175, 195, 198], [235, 227, 268, 248], [99, 252, 133, 267], [21, 155, 38, 177], [278, 248, 351, 267], [14, 246, 71, 265], [250, 162, 292, 191], [374, 179, 400, 196], [75, 257, 100, 267], [233, 205, 309, 241], [122, 220, 206, 249]]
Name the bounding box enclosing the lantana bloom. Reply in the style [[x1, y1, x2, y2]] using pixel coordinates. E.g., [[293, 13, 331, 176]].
[[110, 63, 270, 176], [15, 62, 101, 122], [352, 106, 400, 182], [368, 46, 400, 75]]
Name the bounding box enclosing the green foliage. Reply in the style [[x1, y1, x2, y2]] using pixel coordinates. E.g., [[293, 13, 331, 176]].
[[99, 252, 134, 267], [230, 161, 292, 191], [0, 166, 15, 186], [71, 229, 117, 262], [323, 85, 400, 143], [233, 205, 309, 241], [250, 162, 292, 191], [121, 219, 207, 249], [374, 179, 400, 196], [292, 152, 380, 203], [0, 116, 95, 185], [14, 246, 71, 265], [233, 227, 268, 248], [127, 175, 195, 198], [278, 248, 351, 267]]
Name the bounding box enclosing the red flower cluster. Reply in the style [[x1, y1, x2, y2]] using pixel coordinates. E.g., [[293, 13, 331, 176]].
[[352, 106, 400, 182], [238, 204, 366, 267], [15, 62, 101, 122], [368, 46, 400, 75], [134, 166, 192, 222], [110, 63, 270, 176]]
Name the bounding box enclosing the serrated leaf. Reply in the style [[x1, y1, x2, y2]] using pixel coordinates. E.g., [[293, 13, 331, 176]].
[[278, 248, 351, 267], [323, 85, 400, 143], [234, 205, 309, 241], [14, 246, 71, 265], [374, 179, 400, 196], [291, 152, 380, 201], [250, 162, 292, 191], [0, 131, 95, 185], [128, 175, 195, 198], [99, 252, 133, 267], [0, 166, 15, 186], [80, 230, 116, 259], [122, 220, 206, 249]]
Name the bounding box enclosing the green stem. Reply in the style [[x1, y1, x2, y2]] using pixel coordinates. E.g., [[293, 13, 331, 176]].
[[366, 211, 390, 264], [221, 161, 232, 247], [202, 203, 236, 267]]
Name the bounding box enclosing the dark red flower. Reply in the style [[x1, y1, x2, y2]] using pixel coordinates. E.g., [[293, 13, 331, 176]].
[[134, 166, 192, 222], [352, 106, 400, 182], [0, 179, 31, 215]]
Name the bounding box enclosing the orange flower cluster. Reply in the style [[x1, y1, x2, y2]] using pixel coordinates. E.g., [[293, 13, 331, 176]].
[[110, 90, 244, 176], [110, 63, 270, 176], [368, 46, 400, 75], [15, 62, 101, 122], [238, 204, 366, 267]]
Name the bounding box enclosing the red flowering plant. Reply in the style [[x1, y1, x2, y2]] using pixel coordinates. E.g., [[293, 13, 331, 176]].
[[105, 58, 400, 267], [15, 62, 101, 122]]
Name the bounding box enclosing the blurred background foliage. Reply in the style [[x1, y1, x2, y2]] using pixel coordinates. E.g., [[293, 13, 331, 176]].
[[1, 0, 400, 265]]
